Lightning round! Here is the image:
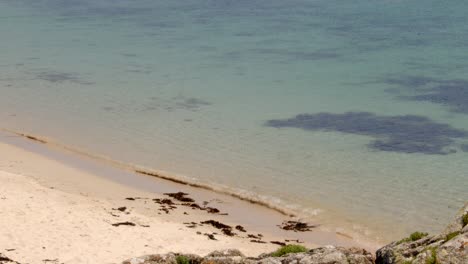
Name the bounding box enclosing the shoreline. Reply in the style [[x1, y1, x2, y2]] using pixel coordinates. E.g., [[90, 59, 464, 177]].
[[1, 128, 299, 217], [0, 129, 380, 262]]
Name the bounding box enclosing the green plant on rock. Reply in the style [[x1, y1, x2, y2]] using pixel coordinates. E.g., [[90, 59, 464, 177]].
[[176, 255, 190, 264], [271, 244, 308, 257], [462, 213, 468, 227], [402, 260, 413, 264], [425, 248, 437, 264], [445, 231, 460, 241], [398, 231, 429, 244]]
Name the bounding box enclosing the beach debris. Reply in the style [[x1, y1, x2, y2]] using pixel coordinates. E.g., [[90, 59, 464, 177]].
[[270, 241, 287, 246], [250, 240, 267, 244], [0, 253, 20, 263], [205, 207, 220, 214], [278, 220, 317, 232], [285, 239, 304, 244], [126, 192, 226, 216], [159, 208, 170, 214], [125, 197, 147, 201], [152, 198, 178, 214], [164, 193, 226, 214], [204, 233, 217, 240], [235, 225, 247, 232], [112, 206, 127, 212], [164, 192, 195, 203], [201, 220, 236, 237], [125, 197, 150, 201], [179, 202, 224, 215], [42, 259, 59, 263], [247, 234, 262, 239], [222, 228, 236, 236], [19, 133, 47, 144], [112, 221, 136, 227], [183, 202, 202, 209], [153, 198, 175, 205], [109, 212, 120, 217], [183, 222, 200, 228], [201, 220, 230, 229], [4, 250, 14, 252]]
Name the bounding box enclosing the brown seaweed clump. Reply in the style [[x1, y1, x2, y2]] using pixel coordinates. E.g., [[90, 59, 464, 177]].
[[278, 221, 317, 232]]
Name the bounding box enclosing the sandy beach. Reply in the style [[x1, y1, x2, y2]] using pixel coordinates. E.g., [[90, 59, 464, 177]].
[[0, 132, 369, 264], [0, 169, 277, 263]]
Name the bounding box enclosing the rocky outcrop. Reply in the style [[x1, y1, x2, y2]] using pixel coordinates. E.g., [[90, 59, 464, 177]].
[[258, 246, 374, 264], [376, 202, 468, 264], [122, 203, 468, 264], [122, 246, 374, 264]]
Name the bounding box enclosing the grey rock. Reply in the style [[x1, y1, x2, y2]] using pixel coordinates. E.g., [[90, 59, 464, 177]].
[[260, 246, 374, 264], [376, 202, 468, 264], [206, 249, 245, 258], [436, 232, 468, 264], [121, 253, 177, 264], [375, 235, 445, 264], [122, 247, 373, 264], [203, 249, 247, 264], [121, 253, 203, 264], [443, 202, 468, 236]]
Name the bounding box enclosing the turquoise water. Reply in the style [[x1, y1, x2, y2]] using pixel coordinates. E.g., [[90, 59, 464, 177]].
[[1, 0, 468, 243]]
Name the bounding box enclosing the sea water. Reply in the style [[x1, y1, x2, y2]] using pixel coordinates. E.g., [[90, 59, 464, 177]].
[[1, 0, 467, 244]]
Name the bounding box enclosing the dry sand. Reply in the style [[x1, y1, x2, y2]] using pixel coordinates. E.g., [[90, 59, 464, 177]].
[[0, 142, 277, 264]]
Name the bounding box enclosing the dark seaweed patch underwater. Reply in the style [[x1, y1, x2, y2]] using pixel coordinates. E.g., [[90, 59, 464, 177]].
[[266, 112, 468, 155], [383, 76, 468, 114], [35, 71, 94, 85]]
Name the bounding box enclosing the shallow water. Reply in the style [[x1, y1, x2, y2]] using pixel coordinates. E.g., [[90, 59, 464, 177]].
[[1, 0, 468, 243]]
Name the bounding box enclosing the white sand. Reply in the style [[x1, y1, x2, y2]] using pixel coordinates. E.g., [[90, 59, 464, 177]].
[[0, 170, 278, 264], [0, 141, 277, 264]]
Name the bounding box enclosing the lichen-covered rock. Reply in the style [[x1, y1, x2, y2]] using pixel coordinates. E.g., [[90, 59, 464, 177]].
[[203, 249, 247, 264], [260, 246, 374, 264], [436, 231, 468, 264], [375, 234, 445, 264], [376, 202, 468, 264], [443, 202, 468, 236], [121, 253, 203, 264], [206, 249, 245, 258], [122, 253, 178, 264], [122, 247, 374, 264]]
